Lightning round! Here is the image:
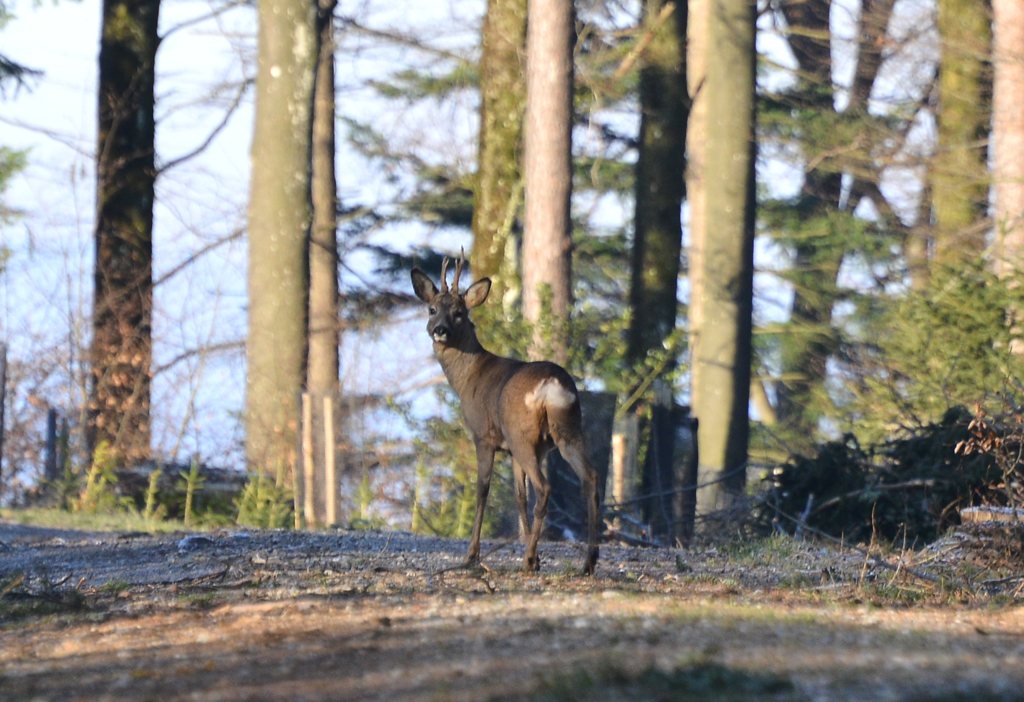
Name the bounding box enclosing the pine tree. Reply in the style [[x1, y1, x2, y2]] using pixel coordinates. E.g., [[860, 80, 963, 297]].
[[757, 0, 904, 450]]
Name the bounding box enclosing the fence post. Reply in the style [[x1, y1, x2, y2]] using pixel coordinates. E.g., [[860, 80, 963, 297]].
[[291, 446, 302, 530], [0, 342, 6, 499], [45, 409, 59, 482], [611, 412, 641, 529], [302, 392, 316, 528], [324, 394, 336, 526], [675, 415, 699, 546]]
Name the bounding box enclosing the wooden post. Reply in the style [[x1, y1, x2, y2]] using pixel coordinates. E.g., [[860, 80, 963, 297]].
[[611, 413, 641, 530], [0, 342, 6, 499], [611, 433, 625, 530], [302, 392, 316, 528], [676, 415, 699, 546], [45, 409, 58, 482], [291, 447, 302, 530], [324, 394, 336, 526]]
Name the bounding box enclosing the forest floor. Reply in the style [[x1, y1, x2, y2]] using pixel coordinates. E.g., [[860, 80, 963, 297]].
[[2, 520, 1024, 701]]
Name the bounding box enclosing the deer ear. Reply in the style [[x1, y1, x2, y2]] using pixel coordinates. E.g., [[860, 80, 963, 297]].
[[411, 268, 438, 303], [464, 278, 491, 309]]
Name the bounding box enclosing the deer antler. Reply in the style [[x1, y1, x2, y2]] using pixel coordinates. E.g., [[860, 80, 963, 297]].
[[452, 248, 465, 294], [440, 256, 450, 294]]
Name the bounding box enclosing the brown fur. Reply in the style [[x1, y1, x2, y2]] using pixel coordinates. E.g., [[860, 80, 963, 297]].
[[411, 259, 600, 574]]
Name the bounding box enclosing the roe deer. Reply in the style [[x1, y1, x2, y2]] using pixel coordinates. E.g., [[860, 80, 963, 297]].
[[411, 254, 600, 574]]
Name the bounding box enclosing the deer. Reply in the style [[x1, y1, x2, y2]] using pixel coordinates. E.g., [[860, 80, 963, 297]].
[[411, 253, 600, 575]]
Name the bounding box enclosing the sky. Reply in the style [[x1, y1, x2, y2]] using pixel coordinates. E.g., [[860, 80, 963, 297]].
[[0, 0, 942, 489], [0, 0, 485, 477]]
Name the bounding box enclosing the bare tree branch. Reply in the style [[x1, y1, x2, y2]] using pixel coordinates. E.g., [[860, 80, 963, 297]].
[[158, 78, 252, 174]]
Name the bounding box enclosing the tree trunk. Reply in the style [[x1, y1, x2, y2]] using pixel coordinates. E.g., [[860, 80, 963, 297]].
[[628, 0, 688, 539], [685, 0, 707, 412], [471, 0, 527, 309], [90, 0, 160, 465], [522, 0, 574, 363], [246, 0, 319, 476], [307, 0, 339, 526], [627, 0, 687, 366], [932, 0, 992, 265], [690, 0, 755, 517], [993, 0, 1024, 275], [0, 342, 6, 498]]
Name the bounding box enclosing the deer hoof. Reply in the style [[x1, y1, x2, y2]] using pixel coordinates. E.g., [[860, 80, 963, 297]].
[[524, 555, 540, 572]]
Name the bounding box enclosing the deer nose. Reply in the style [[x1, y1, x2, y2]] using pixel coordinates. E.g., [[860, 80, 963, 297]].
[[432, 324, 451, 342]]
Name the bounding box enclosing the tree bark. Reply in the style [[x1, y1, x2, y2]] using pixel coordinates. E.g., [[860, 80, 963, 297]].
[[0, 342, 6, 499], [90, 0, 160, 465], [932, 0, 992, 265], [627, 0, 688, 366], [246, 0, 319, 475], [993, 0, 1024, 275], [522, 0, 574, 363], [307, 0, 339, 526], [685, 0, 707, 408], [628, 0, 688, 539], [471, 0, 527, 309], [690, 0, 756, 516], [309, 1, 339, 405]]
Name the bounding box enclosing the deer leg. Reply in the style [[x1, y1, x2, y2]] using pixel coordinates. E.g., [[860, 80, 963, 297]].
[[464, 440, 495, 568], [516, 448, 549, 572], [512, 458, 531, 538], [555, 437, 601, 575]]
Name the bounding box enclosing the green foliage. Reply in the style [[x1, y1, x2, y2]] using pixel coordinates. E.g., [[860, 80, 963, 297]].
[[351, 470, 387, 530], [50, 456, 80, 512], [75, 442, 132, 515], [0, 145, 26, 229], [367, 64, 478, 100], [1, 506, 185, 533], [406, 387, 515, 538], [99, 578, 130, 594], [235, 466, 293, 530], [142, 468, 165, 524], [177, 460, 205, 528], [760, 408, 1002, 544], [842, 261, 1024, 442], [528, 661, 794, 701]]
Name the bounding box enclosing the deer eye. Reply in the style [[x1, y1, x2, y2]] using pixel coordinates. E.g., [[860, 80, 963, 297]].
[[453, 312, 463, 322], [429, 307, 436, 315]]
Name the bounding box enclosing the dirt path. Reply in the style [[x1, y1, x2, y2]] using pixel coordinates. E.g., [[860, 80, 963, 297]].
[[2, 523, 1023, 701]]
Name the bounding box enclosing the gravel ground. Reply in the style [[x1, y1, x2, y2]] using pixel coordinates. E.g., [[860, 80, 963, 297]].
[[2, 521, 1024, 701]]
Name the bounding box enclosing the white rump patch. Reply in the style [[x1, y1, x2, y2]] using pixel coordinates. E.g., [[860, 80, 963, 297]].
[[524, 378, 576, 411]]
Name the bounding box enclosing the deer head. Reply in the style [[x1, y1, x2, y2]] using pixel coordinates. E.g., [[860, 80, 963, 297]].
[[411, 252, 491, 348]]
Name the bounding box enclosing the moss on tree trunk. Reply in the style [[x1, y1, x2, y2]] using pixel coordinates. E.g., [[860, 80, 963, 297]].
[[90, 0, 160, 464]]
